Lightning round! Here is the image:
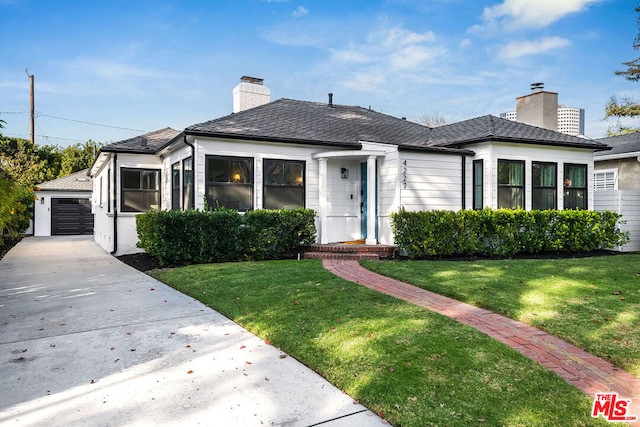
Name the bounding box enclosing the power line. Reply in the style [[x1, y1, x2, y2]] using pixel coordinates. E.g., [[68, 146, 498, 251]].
[[1, 111, 149, 133], [4, 133, 85, 142], [37, 113, 148, 133]]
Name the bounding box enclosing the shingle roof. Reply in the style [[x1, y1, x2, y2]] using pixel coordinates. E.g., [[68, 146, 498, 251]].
[[185, 99, 607, 152], [425, 115, 609, 150], [595, 131, 640, 157], [37, 169, 92, 191], [101, 127, 181, 154], [185, 98, 466, 153]]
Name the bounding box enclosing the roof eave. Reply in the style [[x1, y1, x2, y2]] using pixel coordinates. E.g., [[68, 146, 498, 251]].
[[98, 148, 159, 155], [398, 145, 475, 155], [36, 188, 92, 193], [595, 151, 640, 161], [156, 131, 187, 154], [443, 136, 609, 151], [184, 129, 362, 149]]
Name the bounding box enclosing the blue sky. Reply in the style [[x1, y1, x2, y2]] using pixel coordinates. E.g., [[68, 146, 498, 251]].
[[0, 0, 638, 146]]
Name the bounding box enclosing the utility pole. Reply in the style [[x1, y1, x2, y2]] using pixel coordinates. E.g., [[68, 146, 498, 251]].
[[26, 69, 34, 144]]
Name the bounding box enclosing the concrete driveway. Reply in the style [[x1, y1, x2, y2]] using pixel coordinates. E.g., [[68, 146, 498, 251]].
[[0, 236, 383, 426]]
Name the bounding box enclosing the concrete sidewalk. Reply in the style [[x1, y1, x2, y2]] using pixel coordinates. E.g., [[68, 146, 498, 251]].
[[0, 236, 384, 427]]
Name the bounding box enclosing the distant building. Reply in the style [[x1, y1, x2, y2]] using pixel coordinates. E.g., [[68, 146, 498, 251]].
[[500, 84, 585, 136], [499, 111, 517, 121], [557, 107, 585, 136]]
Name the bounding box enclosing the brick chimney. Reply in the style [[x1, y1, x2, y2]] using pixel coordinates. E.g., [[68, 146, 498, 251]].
[[515, 83, 558, 131], [233, 76, 271, 113]]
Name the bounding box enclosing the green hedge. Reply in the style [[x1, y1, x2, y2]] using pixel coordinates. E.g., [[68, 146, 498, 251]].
[[136, 208, 316, 266], [391, 208, 630, 259]]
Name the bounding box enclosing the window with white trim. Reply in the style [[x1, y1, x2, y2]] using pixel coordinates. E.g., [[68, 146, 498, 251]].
[[594, 169, 617, 191]]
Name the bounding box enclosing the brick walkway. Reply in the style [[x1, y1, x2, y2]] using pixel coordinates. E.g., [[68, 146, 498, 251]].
[[323, 259, 640, 424]]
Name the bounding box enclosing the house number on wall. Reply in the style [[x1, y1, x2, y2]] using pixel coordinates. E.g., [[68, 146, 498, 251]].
[[402, 160, 408, 189]]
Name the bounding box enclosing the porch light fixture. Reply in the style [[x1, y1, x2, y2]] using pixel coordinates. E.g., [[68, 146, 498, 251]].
[[341, 168, 349, 179], [40, 196, 45, 204]]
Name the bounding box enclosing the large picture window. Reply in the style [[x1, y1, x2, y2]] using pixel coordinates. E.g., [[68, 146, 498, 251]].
[[263, 159, 305, 210], [564, 163, 587, 209], [205, 156, 253, 211], [121, 168, 160, 213], [472, 160, 483, 210], [498, 159, 524, 209], [532, 162, 557, 210], [183, 157, 193, 209], [171, 162, 180, 210]]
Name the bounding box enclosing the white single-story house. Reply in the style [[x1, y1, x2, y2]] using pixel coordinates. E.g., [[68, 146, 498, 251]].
[[34, 169, 94, 236], [594, 132, 640, 251], [88, 77, 609, 256]]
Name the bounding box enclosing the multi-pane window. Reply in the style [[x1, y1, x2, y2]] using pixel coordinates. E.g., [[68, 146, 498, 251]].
[[532, 162, 557, 210], [498, 159, 524, 209], [171, 162, 180, 210], [564, 164, 587, 209], [472, 160, 483, 210], [205, 156, 253, 211], [183, 157, 193, 209], [120, 168, 160, 213], [594, 169, 616, 191], [263, 159, 305, 210]]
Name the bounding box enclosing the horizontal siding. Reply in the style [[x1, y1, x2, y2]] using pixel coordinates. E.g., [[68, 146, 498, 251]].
[[399, 152, 462, 211], [594, 190, 640, 252]]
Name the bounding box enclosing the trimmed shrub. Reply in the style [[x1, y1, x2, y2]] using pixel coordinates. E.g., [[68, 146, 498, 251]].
[[136, 208, 316, 266], [391, 208, 629, 259]]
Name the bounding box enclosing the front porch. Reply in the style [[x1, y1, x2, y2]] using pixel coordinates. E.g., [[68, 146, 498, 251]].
[[304, 242, 395, 260]]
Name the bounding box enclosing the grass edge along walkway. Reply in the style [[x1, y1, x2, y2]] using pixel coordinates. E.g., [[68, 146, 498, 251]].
[[323, 258, 640, 424]]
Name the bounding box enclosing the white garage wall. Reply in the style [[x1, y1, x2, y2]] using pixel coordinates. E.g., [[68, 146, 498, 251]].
[[34, 191, 92, 237]]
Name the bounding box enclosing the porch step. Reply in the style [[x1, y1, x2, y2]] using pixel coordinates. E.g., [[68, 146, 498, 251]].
[[303, 243, 396, 260], [304, 252, 381, 260]]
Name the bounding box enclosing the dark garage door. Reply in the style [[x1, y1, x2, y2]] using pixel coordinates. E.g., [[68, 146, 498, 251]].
[[51, 198, 94, 235]]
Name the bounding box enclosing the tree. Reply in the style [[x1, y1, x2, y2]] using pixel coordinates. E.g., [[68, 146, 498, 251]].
[[616, 6, 640, 82], [605, 6, 640, 135], [0, 136, 56, 187], [58, 140, 100, 177], [0, 170, 34, 238], [417, 112, 447, 127]]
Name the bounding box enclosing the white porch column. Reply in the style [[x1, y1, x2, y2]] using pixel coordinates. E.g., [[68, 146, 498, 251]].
[[318, 157, 329, 244], [366, 155, 377, 245]]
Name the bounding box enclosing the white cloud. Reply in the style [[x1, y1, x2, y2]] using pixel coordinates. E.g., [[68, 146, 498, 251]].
[[498, 36, 571, 59], [57, 58, 165, 81], [382, 27, 435, 47], [478, 0, 602, 31], [293, 6, 308, 17], [389, 44, 440, 70], [327, 26, 445, 92]]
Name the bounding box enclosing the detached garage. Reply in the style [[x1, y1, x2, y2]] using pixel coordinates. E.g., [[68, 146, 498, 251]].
[[34, 169, 94, 236]]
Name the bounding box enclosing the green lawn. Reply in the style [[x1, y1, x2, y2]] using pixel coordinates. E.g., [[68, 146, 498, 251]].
[[152, 260, 610, 427], [362, 254, 640, 378]]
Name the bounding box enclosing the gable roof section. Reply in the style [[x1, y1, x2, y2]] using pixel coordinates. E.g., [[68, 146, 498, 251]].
[[185, 98, 468, 154], [37, 169, 92, 192], [425, 115, 609, 151], [100, 127, 181, 154], [594, 131, 640, 158]]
